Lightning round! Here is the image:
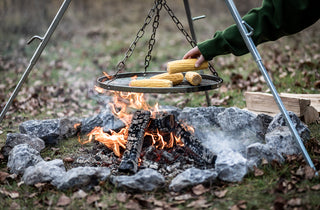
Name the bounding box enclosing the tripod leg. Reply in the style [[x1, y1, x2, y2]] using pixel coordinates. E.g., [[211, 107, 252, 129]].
[[183, 0, 211, 106], [224, 0, 317, 175], [0, 0, 72, 123]]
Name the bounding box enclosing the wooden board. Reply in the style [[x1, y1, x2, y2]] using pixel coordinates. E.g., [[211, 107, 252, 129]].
[[279, 93, 320, 112], [244, 92, 311, 117]]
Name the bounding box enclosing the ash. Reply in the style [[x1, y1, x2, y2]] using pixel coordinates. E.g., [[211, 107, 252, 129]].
[[71, 140, 214, 178]]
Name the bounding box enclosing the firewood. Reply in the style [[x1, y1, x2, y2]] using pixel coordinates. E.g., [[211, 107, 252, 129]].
[[118, 110, 151, 173]]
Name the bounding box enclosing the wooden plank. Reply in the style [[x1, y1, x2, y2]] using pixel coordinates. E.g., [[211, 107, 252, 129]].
[[279, 93, 320, 112], [244, 92, 311, 117]]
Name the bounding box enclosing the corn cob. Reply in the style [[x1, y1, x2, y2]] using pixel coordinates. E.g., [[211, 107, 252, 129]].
[[167, 59, 208, 74], [129, 79, 173, 87], [185, 71, 202, 86], [150, 72, 184, 85]]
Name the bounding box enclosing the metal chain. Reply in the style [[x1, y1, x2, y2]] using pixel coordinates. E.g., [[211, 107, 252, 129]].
[[162, 0, 218, 76], [144, 0, 162, 73], [113, 1, 158, 76]]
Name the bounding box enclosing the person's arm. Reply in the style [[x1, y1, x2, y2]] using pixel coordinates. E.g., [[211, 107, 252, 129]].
[[197, 0, 320, 61]]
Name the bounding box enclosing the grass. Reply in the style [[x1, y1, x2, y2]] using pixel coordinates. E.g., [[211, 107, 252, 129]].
[[1, 0, 320, 209]]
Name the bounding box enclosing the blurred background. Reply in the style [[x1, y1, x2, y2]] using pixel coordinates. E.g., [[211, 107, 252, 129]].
[[0, 0, 318, 123]]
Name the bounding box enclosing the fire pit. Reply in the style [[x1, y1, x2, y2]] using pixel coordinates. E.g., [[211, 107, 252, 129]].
[[3, 91, 311, 192]]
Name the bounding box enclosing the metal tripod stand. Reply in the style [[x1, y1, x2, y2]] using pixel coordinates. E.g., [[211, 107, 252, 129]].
[[0, 0, 317, 174]]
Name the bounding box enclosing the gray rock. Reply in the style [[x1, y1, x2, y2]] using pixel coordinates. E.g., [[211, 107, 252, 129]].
[[2, 133, 45, 157], [265, 126, 302, 155], [7, 144, 43, 175], [169, 168, 218, 192], [246, 143, 284, 169], [158, 105, 181, 119], [80, 109, 125, 134], [217, 107, 258, 132], [22, 159, 66, 185], [55, 167, 111, 190], [110, 168, 165, 192], [19, 117, 80, 144], [178, 106, 225, 129], [267, 111, 310, 141], [215, 149, 247, 182]]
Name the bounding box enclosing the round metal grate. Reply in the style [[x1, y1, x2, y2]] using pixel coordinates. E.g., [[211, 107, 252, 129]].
[[96, 71, 223, 94]]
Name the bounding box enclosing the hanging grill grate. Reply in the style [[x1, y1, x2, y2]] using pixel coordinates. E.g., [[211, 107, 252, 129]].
[[96, 0, 223, 94]]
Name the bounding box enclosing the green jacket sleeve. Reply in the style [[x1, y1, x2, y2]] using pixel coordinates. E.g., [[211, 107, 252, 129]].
[[197, 0, 320, 60]]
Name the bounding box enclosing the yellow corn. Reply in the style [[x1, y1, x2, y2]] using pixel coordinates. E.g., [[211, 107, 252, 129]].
[[150, 72, 184, 85], [167, 59, 208, 74], [129, 79, 173, 87], [185, 71, 202, 86]]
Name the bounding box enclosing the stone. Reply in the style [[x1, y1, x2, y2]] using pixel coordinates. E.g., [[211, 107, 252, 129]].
[[178, 106, 225, 130], [267, 111, 310, 141], [265, 126, 303, 155], [246, 143, 284, 169], [215, 149, 247, 182], [7, 144, 43, 175], [110, 168, 165, 192], [80, 109, 125, 134], [54, 167, 111, 190], [19, 117, 80, 145], [217, 107, 259, 132], [22, 159, 66, 185], [2, 133, 45, 157], [169, 167, 218, 192]]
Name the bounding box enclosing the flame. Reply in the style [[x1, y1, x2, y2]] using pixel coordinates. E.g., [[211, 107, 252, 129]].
[[131, 75, 138, 80], [95, 86, 105, 94], [79, 127, 127, 157], [103, 72, 113, 80], [74, 123, 81, 129], [80, 89, 189, 157]]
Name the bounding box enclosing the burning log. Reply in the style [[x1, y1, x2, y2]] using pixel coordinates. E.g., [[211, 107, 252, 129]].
[[148, 112, 175, 133], [175, 122, 217, 165], [118, 110, 151, 173]]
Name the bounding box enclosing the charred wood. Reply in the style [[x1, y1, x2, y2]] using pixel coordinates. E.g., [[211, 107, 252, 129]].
[[148, 112, 175, 133], [118, 110, 151, 173], [175, 122, 217, 166]]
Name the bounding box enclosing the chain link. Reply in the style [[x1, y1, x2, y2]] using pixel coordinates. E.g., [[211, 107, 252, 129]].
[[144, 0, 162, 73], [113, 1, 158, 76], [113, 0, 218, 77], [162, 0, 218, 76]]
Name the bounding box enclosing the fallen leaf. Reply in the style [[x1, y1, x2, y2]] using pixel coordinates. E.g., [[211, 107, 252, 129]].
[[253, 166, 264, 177], [287, 198, 302, 206], [0, 171, 9, 182], [63, 157, 74, 163], [124, 199, 141, 210], [174, 193, 193, 201], [236, 200, 247, 209], [192, 184, 209, 196], [10, 202, 20, 209], [116, 192, 129, 203], [0, 188, 19, 199], [56, 194, 71, 207], [311, 184, 320, 191], [230, 205, 240, 210], [28, 192, 37, 198], [214, 189, 228, 198], [34, 182, 47, 189], [304, 166, 315, 180], [71, 189, 88, 199], [186, 198, 209, 208], [87, 194, 100, 205]]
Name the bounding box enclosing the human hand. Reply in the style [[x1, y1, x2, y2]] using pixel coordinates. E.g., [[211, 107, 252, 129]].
[[183, 46, 206, 68]]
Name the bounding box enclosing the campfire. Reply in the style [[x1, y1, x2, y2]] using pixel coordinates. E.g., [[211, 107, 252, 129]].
[[76, 90, 216, 174]]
